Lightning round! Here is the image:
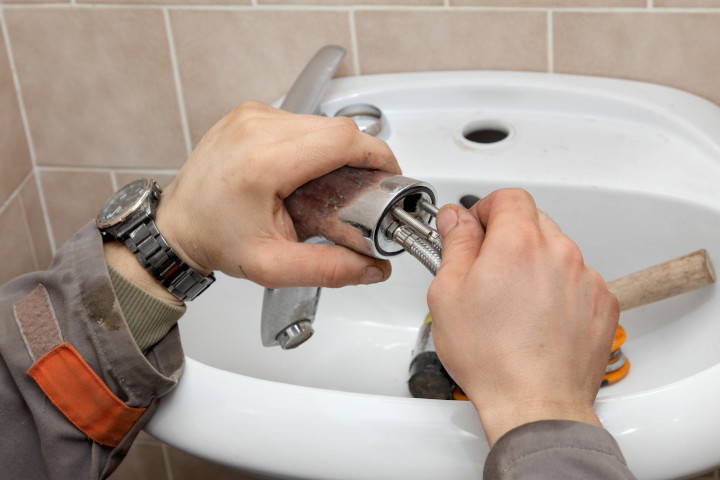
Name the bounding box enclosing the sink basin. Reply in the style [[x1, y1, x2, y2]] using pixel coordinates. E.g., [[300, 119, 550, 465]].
[[146, 71, 720, 479]]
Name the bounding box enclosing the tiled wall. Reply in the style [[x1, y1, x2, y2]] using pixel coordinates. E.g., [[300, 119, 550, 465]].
[[1, 0, 720, 478]]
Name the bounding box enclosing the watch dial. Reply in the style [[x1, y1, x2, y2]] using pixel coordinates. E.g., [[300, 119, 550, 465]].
[[98, 179, 148, 223]]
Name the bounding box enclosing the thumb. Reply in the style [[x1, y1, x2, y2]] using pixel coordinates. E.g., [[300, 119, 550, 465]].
[[252, 241, 392, 289], [435, 205, 485, 280]]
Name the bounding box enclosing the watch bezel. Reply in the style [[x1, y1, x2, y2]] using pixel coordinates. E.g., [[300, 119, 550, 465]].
[[96, 179, 155, 230]]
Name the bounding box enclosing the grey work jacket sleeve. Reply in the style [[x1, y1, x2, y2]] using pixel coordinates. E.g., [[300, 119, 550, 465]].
[[0, 221, 185, 480], [484, 420, 636, 479]]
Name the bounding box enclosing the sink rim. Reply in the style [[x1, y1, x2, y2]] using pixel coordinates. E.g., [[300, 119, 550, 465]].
[[147, 355, 720, 479]]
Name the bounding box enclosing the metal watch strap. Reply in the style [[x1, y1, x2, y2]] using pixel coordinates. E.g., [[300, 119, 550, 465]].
[[123, 219, 215, 301]]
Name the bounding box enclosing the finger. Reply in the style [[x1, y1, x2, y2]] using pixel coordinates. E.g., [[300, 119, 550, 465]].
[[536, 209, 588, 268], [537, 209, 563, 237], [251, 241, 392, 289], [433, 204, 485, 281], [267, 117, 401, 197], [470, 189, 548, 259], [473, 189, 540, 232]]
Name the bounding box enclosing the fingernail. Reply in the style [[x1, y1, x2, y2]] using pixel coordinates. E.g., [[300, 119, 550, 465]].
[[361, 266, 385, 284], [436, 208, 459, 237]]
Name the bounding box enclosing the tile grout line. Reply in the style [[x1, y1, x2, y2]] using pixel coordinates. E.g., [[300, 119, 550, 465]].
[[16, 182, 40, 271], [0, 7, 57, 254], [348, 9, 360, 76], [0, 169, 27, 216], [109, 171, 119, 192], [0, 170, 31, 219], [164, 8, 193, 158], [160, 444, 175, 480], [546, 9, 553, 74], [2, 3, 720, 13]]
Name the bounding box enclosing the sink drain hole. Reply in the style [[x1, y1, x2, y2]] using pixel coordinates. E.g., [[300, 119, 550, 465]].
[[464, 128, 508, 144], [461, 120, 513, 146]]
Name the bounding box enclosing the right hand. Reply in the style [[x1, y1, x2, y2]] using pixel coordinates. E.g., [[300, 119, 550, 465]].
[[427, 189, 619, 446]]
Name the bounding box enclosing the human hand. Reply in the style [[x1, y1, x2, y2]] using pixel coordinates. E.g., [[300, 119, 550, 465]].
[[427, 189, 619, 446], [154, 101, 401, 289]]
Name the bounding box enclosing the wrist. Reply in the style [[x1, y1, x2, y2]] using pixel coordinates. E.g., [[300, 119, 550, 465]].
[[104, 240, 184, 307], [97, 179, 215, 302], [153, 198, 212, 277], [474, 397, 601, 447]]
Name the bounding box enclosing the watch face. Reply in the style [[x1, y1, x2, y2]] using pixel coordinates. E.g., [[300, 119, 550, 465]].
[[97, 179, 150, 226]]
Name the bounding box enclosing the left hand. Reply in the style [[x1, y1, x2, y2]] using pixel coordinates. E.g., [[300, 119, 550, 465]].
[[155, 101, 401, 289]]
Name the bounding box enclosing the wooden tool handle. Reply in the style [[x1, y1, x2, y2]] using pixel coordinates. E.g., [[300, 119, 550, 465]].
[[607, 249, 716, 312]]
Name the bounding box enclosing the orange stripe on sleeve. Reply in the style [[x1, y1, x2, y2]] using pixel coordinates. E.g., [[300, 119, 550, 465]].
[[27, 342, 146, 447]]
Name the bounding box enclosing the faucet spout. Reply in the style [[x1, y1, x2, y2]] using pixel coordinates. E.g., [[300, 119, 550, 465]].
[[259, 46, 346, 349], [261, 286, 320, 349]]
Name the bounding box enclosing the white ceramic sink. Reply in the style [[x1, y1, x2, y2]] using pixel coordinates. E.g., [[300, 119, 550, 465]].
[[147, 71, 720, 480]]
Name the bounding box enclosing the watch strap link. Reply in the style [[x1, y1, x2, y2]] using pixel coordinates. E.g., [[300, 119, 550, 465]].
[[124, 219, 215, 301]]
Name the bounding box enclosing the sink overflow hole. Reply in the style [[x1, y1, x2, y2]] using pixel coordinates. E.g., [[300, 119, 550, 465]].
[[463, 126, 509, 144]]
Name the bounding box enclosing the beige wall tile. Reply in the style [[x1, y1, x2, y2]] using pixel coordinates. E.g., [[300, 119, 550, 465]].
[[133, 431, 162, 445], [19, 175, 52, 270], [0, 197, 37, 285], [108, 443, 169, 480], [451, 0, 643, 6], [261, 0, 440, 6], [165, 446, 260, 479], [0, 25, 32, 207], [39, 170, 114, 248], [115, 172, 177, 191], [554, 12, 720, 106], [655, 0, 720, 6], [5, 8, 186, 169], [170, 10, 354, 145], [685, 471, 719, 480], [355, 10, 548, 74], [84, 0, 248, 5], [1, 0, 69, 4]]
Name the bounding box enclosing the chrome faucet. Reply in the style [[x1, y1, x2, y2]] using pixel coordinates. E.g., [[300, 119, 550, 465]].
[[261, 46, 442, 349], [261, 45, 346, 349]]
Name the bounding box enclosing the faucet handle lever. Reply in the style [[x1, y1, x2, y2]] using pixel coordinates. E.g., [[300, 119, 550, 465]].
[[280, 45, 346, 115]]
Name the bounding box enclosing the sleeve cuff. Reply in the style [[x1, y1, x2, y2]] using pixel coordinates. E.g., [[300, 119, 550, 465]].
[[107, 262, 186, 353], [484, 420, 635, 479]]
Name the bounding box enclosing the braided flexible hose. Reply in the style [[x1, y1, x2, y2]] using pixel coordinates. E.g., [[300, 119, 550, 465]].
[[389, 224, 442, 276]]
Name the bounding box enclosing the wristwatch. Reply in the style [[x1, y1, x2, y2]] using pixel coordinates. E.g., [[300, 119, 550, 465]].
[[96, 178, 215, 301]]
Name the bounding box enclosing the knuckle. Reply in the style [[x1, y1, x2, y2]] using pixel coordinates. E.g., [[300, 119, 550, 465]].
[[607, 291, 620, 318], [330, 117, 361, 145], [234, 116, 265, 136], [236, 99, 269, 114], [332, 115, 360, 132], [553, 236, 584, 267], [510, 221, 545, 253], [496, 188, 535, 206], [319, 261, 347, 289], [587, 267, 620, 320]]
